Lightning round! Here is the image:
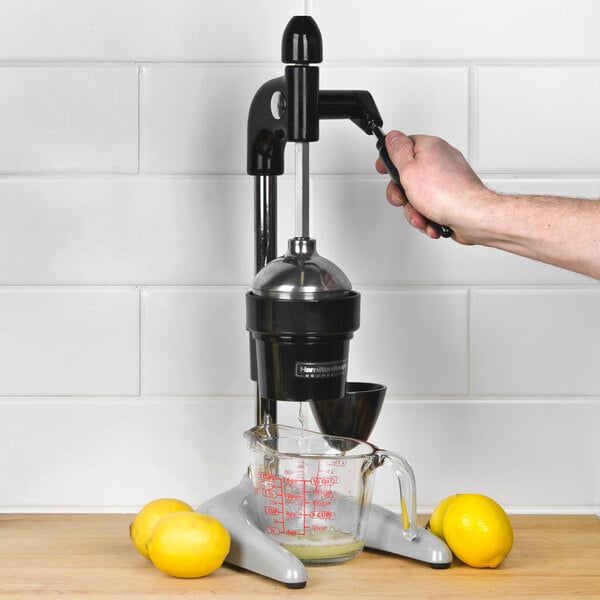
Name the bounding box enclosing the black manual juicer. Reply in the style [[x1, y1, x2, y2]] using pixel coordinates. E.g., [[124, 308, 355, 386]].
[[198, 16, 451, 587]]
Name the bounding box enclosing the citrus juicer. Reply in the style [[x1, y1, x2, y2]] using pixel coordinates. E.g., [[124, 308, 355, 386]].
[[197, 15, 451, 588]]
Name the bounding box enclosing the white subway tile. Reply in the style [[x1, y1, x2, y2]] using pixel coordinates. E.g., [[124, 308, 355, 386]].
[[472, 289, 600, 395], [368, 399, 600, 510], [0, 398, 253, 508], [0, 177, 282, 285], [3, 1, 598, 63], [2, 177, 595, 287], [0, 289, 139, 396], [0, 0, 303, 61], [0, 68, 138, 173], [311, 177, 597, 285], [4, 397, 594, 510], [348, 290, 469, 395], [312, 0, 600, 60], [143, 288, 253, 396], [313, 67, 469, 173], [141, 66, 298, 174], [476, 67, 600, 173]]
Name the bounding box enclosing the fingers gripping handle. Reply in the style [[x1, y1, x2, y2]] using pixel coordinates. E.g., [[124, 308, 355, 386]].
[[374, 128, 453, 238]]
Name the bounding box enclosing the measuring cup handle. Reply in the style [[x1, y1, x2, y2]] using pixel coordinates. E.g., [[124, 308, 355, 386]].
[[374, 449, 418, 541]]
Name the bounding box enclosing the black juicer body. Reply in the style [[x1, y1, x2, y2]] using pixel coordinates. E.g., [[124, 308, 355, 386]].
[[246, 16, 389, 424]]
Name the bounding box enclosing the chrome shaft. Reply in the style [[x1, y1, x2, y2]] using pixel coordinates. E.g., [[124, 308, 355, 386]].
[[295, 142, 310, 238]]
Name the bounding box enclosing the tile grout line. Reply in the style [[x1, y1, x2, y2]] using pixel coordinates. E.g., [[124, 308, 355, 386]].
[[467, 287, 472, 398], [470, 65, 478, 170], [0, 173, 599, 180], [2, 59, 600, 67], [138, 288, 143, 397], [137, 66, 141, 175]]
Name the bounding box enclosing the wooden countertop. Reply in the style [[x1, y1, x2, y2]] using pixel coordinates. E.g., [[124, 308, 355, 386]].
[[1, 514, 598, 598]]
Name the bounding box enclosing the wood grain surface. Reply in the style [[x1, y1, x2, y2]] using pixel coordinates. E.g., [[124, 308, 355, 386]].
[[0, 514, 598, 599]]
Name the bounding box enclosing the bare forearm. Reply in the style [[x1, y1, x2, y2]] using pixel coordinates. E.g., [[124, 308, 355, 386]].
[[464, 192, 600, 279], [381, 132, 600, 279]]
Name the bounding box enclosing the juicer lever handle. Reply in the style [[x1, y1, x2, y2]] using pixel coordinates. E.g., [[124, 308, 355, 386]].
[[374, 128, 453, 238]]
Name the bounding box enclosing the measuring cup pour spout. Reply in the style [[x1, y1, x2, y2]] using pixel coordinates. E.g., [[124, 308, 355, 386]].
[[373, 449, 418, 541]]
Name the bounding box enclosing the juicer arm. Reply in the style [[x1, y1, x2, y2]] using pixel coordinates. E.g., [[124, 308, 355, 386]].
[[247, 15, 387, 175], [247, 83, 384, 177], [247, 16, 452, 236]]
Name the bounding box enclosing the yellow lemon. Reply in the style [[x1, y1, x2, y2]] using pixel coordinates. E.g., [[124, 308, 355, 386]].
[[147, 511, 230, 578], [129, 498, 194, 559], [443, 493, 513, 568], [426, 494, 460, 541]]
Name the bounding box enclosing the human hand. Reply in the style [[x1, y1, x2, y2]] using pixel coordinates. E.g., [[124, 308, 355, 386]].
[[375, 131, 489, 243]]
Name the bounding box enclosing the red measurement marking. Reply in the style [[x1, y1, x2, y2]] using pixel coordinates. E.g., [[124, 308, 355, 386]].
[[312, 488, 336, 499], [284, 477, 303, 485], [285, 492, 303, 501], [311, 500, 331, 508], [309, 510, 335, 520], [258, 471, 286, 534], [310, 476, 338, 486]]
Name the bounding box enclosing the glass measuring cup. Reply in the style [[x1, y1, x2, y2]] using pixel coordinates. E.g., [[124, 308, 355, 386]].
[[244, 423, 417, 565]]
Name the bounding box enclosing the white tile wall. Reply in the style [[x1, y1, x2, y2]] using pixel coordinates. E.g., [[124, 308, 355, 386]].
[[0, 0, 304, 61], [311, 0, 600, 60], [476, 67, 600, 173], [472, 289, 600, 395], [0, 178, 263, 285], [349, 290, 469, 396], [0, 289, 139, 396], [0, 398, 253, 509], [368, 399, 600, 510], [142, 288, 253, 396], [0, 0, 598, 514], [0, 68, 138, 173]]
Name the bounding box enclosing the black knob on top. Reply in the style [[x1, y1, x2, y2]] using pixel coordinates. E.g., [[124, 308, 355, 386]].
[[282, 15, 323, 64]]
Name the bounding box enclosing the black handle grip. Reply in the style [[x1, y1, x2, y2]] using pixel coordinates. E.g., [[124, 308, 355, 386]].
[[375, 132, 453, 238]]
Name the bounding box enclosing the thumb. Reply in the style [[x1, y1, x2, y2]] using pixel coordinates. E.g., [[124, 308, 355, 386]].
[[385, 130, 415, 171]]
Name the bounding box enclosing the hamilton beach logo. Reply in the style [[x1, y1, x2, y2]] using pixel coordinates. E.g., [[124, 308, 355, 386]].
[[295, 360, 347, 379]]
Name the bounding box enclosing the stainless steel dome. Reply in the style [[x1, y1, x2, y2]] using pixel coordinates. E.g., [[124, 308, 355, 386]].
[[251, 237, 352, 299]]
